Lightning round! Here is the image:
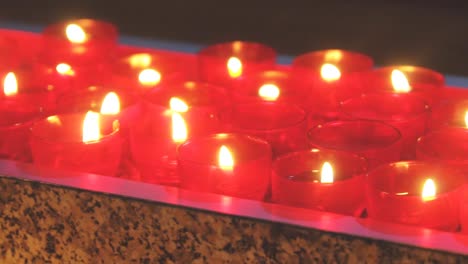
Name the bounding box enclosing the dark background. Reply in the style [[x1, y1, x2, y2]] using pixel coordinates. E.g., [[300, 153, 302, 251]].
[[1, 1, 468, 75]]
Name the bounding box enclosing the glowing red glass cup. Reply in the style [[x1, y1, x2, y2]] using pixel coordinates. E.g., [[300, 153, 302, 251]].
[[416, 127, 468, 165], [178, 133, 272, 200], [111, 51, 190, 94], [292, 49, 374, 125], [340, 93, 430, 160], [227, 102, 308, 156], [231, 69, 308, 106], [430, 99, 468, 130], [364, 65, 444, 106], [40, 19, 118, 87], [30, 112, 123, 176], [272, 149, 367, 215], [366, 161, 465, 231], [129, 84, 223, 185], [198, 41, 276, 87], [308, 120, 402, 168], [41, 19, 118, 62]]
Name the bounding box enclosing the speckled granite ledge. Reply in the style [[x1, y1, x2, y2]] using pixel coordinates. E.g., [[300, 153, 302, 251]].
[[0, 176, 466, 263]]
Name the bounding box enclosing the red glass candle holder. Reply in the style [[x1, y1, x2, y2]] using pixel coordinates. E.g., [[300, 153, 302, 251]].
[[366, 161, 465, 231], [111, 51, 189, 94], [42, 19, 118, 62], [0, 30, 20, 68], [198, 41, 276, 87], [178, 133, 272, 200], [430, 99, 468, 130], [272, 148, 367, 215], [0, 110, 38, 162], [340, 92, 430, 160], [416, 127, 468, 164], [292, 49, 374, 123], [129, 88, 222, 185], [30, 112, 123, 176], [308, 120, 402, 168], [461, 185, 468, 234], [231, 69, 308, 106], [227, 102, 308, 156], [364, 65, 444, 105]]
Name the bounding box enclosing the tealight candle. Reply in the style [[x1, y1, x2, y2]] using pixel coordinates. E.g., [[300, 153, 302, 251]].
[[129, 85, 223, 185], [41, 19, 118, 62], [292, 49, 374, 125], [178, 133, 272, 200], [30, 111, 123, 176], [430, 99, 468, 130], [272, 149, 367, 215], [231, 69, 308, 106], [198, 41, 276, 87], [366, 161, 465, 231], [365, 66, 444, 105], [416, 127, 468, 164], [111, 51, 192, 94], [308, 120, 402, 168], [227, 101, 308, 156], [340, 92, 430, 159]]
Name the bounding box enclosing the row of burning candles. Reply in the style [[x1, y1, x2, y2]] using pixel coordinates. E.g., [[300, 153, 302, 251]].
[[1, 19, 468, 233]]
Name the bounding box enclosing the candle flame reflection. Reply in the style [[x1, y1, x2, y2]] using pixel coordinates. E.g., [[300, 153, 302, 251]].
[[320, 63, 341, 82], [171, 112, 188, 143], [65, 24, 87, 44], [422, 178, 436, 201], [258, 84, 280, 101], [320, 161, 334, 183], [129, 53, 152, 68], [464, 111, 468, 128], [391, 69, 411, 92], [227, 57, 242, 78], [100, 92, 120, 115], [138, 68, 161, 86], [218, 145, 234, 171], [3, 72, 18, 96], [82, 111, 101, 143], [169, 97, 189, 113]]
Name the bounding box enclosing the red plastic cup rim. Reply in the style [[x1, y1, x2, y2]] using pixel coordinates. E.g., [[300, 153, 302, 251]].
[[292, 49, 374, 73], [372, 65, 445, 87], [198, 41, 276, 62]]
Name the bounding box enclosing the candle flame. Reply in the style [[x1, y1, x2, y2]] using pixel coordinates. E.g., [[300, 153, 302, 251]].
[[138, 68, 161, 86], [128, 53, 152, 68], [171, 112, 188, 143], [320, 63, 341, 82], [218, 145, 234, 171], [82, 111, 101, 143], [100, 92, 121, 115], [227, 56, 242, 78], [391, 69, 411, 92], [421, 178, 436, 201], [3, 72, 18, 96], [169, 97, 189, 113], [464, 111, 468, 128], [258, 84, 280, 101], [56, 63, 75, 76], [320, 161, 334, 183], [65, 23, 87, 44]]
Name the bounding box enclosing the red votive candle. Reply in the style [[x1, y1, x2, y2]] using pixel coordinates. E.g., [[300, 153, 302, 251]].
[[178, 133, 272, 200], [272, 148, 367, 215], [231, 69, 308, 106], [292, 49, 374, 124], [42, 19, 118, 62], [129, 84, 223, 185], [198, 41, 276, 87], [308, 120, 402, 168], [112, 51, 189, 94], [227, 102, 308, 156], [365, 66, 444, 105], [30, 112, 123, 176], [366, 161, 465, 231], [430, 99, 468, 130], [0, 30, 20, 68], [416, 127, 468, 164], [340, 93, 430, 160]]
